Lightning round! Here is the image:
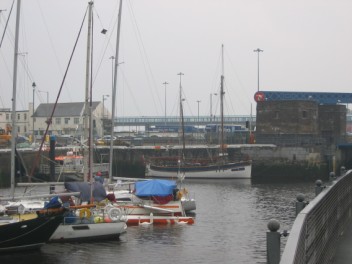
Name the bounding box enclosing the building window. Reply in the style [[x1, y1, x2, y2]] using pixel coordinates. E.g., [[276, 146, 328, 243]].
[[24, 113, 27, 120], [55, 118, 61, 125], [18, 127, 20, 133], [6, 114, 9, 120], [302, 111, 308, 119], [65, 118, 70, 124], [17, 114, 20, 120], [24, 126, 27, 132], [74, 118, 79, 124]]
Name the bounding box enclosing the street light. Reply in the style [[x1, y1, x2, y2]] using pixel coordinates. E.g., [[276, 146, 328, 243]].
[[109, 56, 115, 90], [163, 81, 169, 126], [210, 93, 218, 122], [253, 48, 263, 92], [102, 94, 109, 118], [197, 100, 201, 141], [32, 82, 36, 140]]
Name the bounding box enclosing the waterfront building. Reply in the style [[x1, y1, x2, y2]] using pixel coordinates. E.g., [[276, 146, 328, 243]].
[[255, 100, 346, 146], [0, 108, 29, 136], [32, 102, 109, 139]]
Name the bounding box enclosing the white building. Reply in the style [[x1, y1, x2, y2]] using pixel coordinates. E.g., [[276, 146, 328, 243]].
[[32, 102, 108, 139], [0, 108, 30, 136]]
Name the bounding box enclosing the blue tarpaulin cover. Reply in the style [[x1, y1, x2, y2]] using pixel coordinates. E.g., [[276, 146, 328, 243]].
[[135, 179, 176, 197]]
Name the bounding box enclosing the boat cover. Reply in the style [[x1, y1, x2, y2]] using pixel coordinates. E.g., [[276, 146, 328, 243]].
[[135, 179, 176, 197], [64, 182, 107, 202]]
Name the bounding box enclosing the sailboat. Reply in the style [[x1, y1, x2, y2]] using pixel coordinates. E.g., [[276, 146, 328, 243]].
[[146, 45, 252, 179], [48, 0, 127, 242], [0, 0, 65, 252]]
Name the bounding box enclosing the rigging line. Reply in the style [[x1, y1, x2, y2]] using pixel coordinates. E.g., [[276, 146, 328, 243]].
[[119, 68, 144, 115], [89, 12, 94, 184], [224, 48, 251, 103], [29, 6, 89, 180], [35, 0, 72, 101], [127, 0, 162, 115], [91, 5, 117, 86], [0, 0, 14, 49]]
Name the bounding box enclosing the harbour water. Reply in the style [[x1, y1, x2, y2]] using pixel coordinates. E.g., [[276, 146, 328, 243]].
[[0, 179, 317, 264]]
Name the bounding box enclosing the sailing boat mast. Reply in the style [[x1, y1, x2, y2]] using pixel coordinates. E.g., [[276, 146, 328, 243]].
[[109, 0, 123, 183], [220, 44, 225, 157], [10, 0, 21, 197], [83, 1, 93, 183], [177, 72, 185, 161]]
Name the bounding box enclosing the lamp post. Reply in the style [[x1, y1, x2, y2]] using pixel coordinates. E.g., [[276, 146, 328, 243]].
[[102, 94, 109, 137], [163, 81, 169, 126], [38, 90, 49, 103], [210, 93, 217, 122], [253, 48, 263, 92], [109, 56, 115, 90], [197, 100, 201, 141], [32, 82, 36, 141], [102, 94, 109, 118]]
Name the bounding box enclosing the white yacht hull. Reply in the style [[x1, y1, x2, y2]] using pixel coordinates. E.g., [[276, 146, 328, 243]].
[[146, 162, 252, 179], [50, 221, 127, 242]]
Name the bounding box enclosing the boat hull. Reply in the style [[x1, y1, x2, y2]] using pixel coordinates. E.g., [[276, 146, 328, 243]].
[[146, 161, 252, 179], [50, 222, 127, 242], [125, 215, 194, 226], [0, 214, 64, 252]]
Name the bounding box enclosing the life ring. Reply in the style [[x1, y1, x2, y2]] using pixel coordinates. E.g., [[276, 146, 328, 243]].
[[104, 205, 115, 215], [79, 208, 91, 218], [108, 207, 122, 221]]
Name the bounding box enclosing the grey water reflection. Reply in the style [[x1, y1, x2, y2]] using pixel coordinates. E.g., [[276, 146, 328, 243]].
[[0, 179, 317, 264]]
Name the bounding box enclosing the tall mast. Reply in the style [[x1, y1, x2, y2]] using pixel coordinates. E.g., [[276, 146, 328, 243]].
[[220, 44, 224, 156], [177, 72, 185, 160], [10, 0, 21, 197], [83, 1, 93, 183], [109, 0, 123, 183]]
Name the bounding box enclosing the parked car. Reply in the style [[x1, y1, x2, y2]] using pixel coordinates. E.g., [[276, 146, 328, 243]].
[[95, 135, 117, 145]]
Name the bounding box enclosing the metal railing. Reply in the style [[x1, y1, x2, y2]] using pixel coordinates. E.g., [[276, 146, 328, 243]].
[[280, 170, 352, 264]]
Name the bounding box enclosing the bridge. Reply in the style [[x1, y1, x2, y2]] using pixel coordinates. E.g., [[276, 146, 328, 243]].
[[113, 115, 256, 127], [112, 113, 352, 129]]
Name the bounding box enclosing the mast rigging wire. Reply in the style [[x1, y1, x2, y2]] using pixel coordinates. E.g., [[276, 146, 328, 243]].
[[29, 6, 89, 181]]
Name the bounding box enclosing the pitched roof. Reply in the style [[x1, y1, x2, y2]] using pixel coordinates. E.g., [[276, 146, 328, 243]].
[[33, 102, 100, 117]]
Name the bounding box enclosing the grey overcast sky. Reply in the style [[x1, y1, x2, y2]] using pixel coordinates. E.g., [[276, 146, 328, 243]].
[[1, 0, 352, 117]]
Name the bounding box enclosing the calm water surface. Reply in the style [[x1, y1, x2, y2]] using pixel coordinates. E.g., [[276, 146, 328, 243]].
[[0, 179, 317, 264]]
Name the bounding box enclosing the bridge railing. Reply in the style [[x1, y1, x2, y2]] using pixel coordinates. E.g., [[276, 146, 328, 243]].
[[280, 170, 352, 264]]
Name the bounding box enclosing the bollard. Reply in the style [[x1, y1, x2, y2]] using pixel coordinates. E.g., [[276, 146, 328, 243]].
[[315, 179, 324, 196], [329, 171, 336, 181], [340, 166, 346, 176], [296, 193, 306, 216], [267, 219, 281, 264]]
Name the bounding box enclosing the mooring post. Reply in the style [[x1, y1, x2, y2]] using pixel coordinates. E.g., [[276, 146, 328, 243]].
[[315, 179, 324, 196], [329, 171, 336, 182], [295, 193, 306, 216], [267, 219, 281, 264], [340, 166, 346, 176]]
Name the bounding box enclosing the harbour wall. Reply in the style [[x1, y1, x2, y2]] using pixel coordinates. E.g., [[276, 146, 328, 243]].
[[0, 144, 336, 187]]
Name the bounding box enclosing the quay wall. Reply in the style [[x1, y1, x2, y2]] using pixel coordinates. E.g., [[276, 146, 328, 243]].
[[0, 144, 335, 187]]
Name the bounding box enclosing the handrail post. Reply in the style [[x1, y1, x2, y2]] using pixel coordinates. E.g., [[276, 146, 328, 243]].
[[296, 193, 306, 216], [267, 219, 281, 264], [315, 179, 325, 196], [329, 171, 336, 182]]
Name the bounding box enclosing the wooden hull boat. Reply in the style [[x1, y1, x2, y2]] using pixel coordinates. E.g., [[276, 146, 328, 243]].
[[0, 210, 64, 252]]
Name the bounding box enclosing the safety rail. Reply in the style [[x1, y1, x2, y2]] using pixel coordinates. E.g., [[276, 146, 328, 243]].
[[280, 170, 352, 264]]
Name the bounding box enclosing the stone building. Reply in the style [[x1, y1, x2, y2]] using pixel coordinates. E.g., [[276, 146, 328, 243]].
[[255, 100, 346, 146]]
